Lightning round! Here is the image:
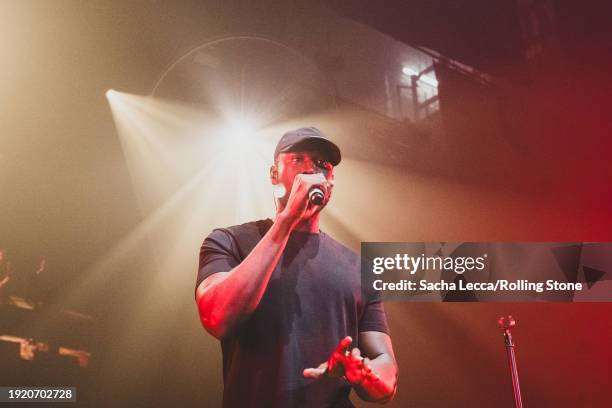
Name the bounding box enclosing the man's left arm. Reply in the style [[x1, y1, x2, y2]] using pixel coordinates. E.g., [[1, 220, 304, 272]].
[[352, 331, 398, 403]]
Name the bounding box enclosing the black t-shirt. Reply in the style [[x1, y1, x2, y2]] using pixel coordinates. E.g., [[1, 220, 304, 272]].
[[197, 219, 389, 408]]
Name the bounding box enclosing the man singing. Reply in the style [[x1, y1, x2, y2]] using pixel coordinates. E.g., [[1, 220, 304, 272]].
[[195, 127, 398, 407]]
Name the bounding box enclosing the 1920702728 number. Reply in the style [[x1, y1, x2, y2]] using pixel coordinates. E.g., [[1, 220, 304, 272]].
[[1, 387, 76, 402]]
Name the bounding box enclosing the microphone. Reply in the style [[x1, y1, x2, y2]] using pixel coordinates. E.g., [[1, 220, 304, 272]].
[[308, 186, 325, 205]]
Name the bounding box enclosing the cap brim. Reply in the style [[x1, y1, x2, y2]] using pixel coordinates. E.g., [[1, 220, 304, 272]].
[[280, 137, 341, 166]]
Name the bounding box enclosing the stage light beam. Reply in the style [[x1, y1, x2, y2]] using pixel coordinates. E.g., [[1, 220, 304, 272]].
[[227, 118, 254, 141]]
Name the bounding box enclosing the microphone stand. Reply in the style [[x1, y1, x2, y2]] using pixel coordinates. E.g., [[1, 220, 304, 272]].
[[498, 316, 523, 408]]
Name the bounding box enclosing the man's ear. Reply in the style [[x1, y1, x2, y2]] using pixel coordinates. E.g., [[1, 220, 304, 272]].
[[270, 164, 279, 184]]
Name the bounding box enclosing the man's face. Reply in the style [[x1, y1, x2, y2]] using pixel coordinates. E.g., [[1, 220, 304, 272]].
[[272, 150, 334, 208]]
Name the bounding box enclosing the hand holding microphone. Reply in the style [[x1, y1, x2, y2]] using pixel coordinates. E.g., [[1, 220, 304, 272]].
[[281, 172, 332, 226]]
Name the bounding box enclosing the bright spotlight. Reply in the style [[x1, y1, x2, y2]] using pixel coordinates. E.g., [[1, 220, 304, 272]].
[[402, 67, 439, 88], [105, 89, 116, 99], [228, 119, 254, 140], [219, 117, 259, 155]]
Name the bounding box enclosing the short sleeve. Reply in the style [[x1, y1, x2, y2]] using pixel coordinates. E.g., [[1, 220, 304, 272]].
[[196, 229, 240, 291], [359, 299, 390, 335]]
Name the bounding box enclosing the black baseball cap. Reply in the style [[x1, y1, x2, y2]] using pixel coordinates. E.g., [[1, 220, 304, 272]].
[[273, 127, 341, 166]]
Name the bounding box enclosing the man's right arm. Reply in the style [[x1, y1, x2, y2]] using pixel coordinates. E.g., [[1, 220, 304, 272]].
[[195, 214, 294, 339], [195, 173, 326, 339]]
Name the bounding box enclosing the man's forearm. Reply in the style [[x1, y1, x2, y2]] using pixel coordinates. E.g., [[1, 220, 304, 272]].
[[353, 353, 398, 403], [197, 214, 295, 338]]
